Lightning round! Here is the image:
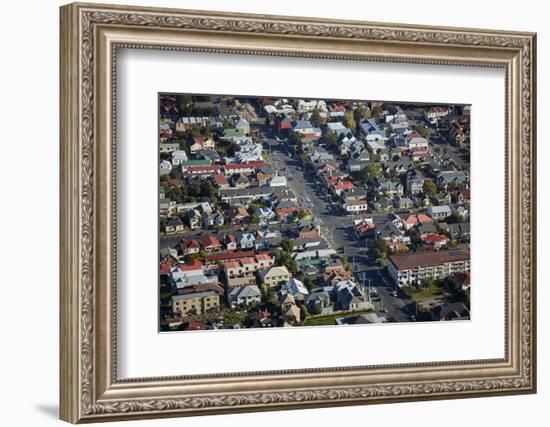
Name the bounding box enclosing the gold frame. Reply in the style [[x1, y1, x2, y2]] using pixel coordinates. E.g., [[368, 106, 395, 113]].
[[60, 2, 537, 423]]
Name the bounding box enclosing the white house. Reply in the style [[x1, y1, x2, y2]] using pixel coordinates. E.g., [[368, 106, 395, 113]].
[[171, 150, 188, 165], [160, 159, 172, 175]]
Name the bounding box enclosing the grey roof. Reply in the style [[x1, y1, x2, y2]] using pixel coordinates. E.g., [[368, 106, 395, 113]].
[[228, 285, 262, 299], [172, 291, 218, 301]]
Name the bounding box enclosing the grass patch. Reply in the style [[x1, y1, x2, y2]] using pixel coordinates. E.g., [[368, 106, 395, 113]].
[[303, 309, 373, 326]]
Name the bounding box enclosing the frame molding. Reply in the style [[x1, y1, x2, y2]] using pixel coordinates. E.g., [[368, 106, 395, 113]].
[[60, 2, 536, 423]]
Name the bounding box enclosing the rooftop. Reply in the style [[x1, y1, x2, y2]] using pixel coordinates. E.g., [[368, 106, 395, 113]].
[[389, 248, 470, 271]]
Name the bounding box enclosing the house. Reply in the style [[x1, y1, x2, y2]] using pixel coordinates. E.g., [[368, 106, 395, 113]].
[[172, 291, 219, 316], [201, 234, 222, 253], [162, 217, 184, 234], [171, 150, 188, 165], [280, 294, 301, 326], [453, 271, 471, 290], [422, 233, 449, 250], [417, 222, 439, 238], [393, 195, 414, 210], [406, 170, 424, 196], [281, 278, 309, 301], [388, 248, 470, 287], [304, 292, 332, 315], [232, 173, 250, 188], [230, 207, 250, 225], [258, 265, 292, 287], [403, 213, 433, 230], [168, 263, 219, 291], [354, 217, 376, 239], [342, 198, 369, 214], [198, 150, 222, 163], [227, 285, 262, 308], [233, 117, 250, 134], [372, 196, 393, 211], [269, 176, 287, 187], [202, 210, 224, 228], [376, 222, 410, 252], [424, 106, 449, 124], [179, 239, 200, 256], [237, 232, 256, 249], [187, 209, 202, 230], [428, 205, 452, 221], [439, 222, 470, 241], [334, 279, 372, 311], [189, 136, 215, 154], [159, 159, 172, 176], [159, 142, 180, 153], [376, 179, 404, 197], [326, 176, 354, 195], [275, 199, 299, 219], [211, 174, 229, 189], [223, 233, 238, 251], [223, 261, 257, 287], [436, 170, 469, 191], [255, 207, 276, 224], [430, 302, 470, 321]]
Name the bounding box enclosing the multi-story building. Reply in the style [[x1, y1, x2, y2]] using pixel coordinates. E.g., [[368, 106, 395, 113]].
[[388, 248, 470, 287], [171, 291, 219, 316]]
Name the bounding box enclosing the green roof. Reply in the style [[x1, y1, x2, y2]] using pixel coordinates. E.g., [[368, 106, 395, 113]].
[[181, 159, 212, 166], [296, 258, 324, 268]]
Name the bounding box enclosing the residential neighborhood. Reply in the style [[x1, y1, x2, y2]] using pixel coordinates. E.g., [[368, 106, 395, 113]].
[[159, 94, 471, 332]]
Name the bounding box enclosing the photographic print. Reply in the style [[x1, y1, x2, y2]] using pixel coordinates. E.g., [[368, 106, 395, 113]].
[[159, 94, 471, 332]]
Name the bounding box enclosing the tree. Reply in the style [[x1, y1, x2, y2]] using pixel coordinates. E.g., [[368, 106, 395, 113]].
[[300, 305, 310, 321], [251, 211, 260, 224], [177, 95, 193, 115], [343, 111, 356, 131], [361, 163, 381, 183], [290, 132, 303, 146], [160, 152, 170, 160], [280, 238, 294, 253], [353, 106, 368, 122], [371, 106, 383, 120], [415, 124, 429, 138], [323, 130, 338, 150], [310, 110, 323, 127], [423, 179, 437, 198]]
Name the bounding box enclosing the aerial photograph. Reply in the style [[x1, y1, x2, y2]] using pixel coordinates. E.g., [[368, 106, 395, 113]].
[[158, 94, 471, 332]]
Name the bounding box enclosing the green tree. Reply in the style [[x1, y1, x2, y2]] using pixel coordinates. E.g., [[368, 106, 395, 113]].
[[343, 111, 356, 131], [361, 163, 381, 183], [280, 238, 294, 253], [323, 130, 338, 149], [300, 305, 310, 321], [371, 106, 384, 120], [353, 106, 368, 122], [415, 124, 429, 138], [423, 179, 437, 198], [310, 110, 323, 127]]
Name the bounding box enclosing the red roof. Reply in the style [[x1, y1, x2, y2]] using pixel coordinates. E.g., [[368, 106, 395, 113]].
[[201, 235, 221, 248], [224, 161, 266, 170], [178, 260, 203, 272], [212, 174, 228, 185], [240, 257, 256, 265], [182, 239, 200, 249], [255, 253, 272, 261], [187, 165, 221, 172], [224, 261, 241, 268], [204, 250, 255, 262], [423, 233, 448, 243], [404, 213, 432, 225], [333, 180, 354, 191], [185, 321, 205, 331], [167, 178, 183, 187], [192, 136, 211, 144], [159, 262, 171, 275]]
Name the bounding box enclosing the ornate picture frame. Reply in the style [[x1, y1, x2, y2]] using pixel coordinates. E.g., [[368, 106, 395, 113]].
[[60, 2, 536, 423]]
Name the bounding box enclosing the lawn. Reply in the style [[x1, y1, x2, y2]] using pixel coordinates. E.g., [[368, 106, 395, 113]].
[[303, 309, 374, 326], [404, 284, 444, 300]]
